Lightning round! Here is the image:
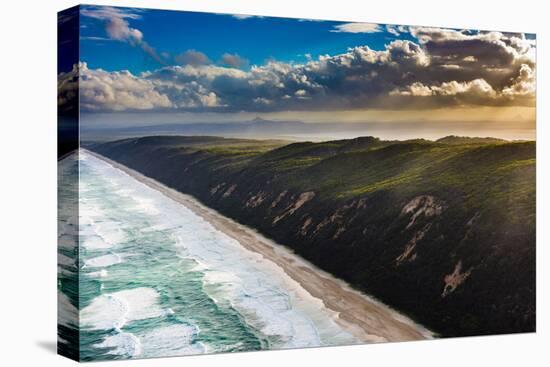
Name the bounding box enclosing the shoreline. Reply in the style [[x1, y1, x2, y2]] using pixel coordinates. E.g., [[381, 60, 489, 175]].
[[85, 149, 434, 343]]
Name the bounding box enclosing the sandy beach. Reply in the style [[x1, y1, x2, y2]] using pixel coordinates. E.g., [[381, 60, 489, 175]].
[[86, 149, 434, 343]]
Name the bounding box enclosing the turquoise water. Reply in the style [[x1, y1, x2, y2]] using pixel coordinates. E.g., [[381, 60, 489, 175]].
[[60, 151, 358, 361], [58, 153, 80, 359]]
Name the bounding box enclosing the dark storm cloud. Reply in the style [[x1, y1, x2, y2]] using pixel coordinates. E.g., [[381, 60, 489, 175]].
[[60, 27, 536, 113], [408, 27, 535, 88]]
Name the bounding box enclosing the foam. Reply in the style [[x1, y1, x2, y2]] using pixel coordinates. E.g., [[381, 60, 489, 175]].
[[78, 224, 97, 237], [58, 235, 77, 252], [167, 221, 352, 347], [79, 153, 359, 352], [81, 293, 127, 330], [59, 219, 78, 235], [58, 253, 75, 267], [95, 332, 142, 357], [88, 269, 109, 278], [81, 287, 166, 331], [138, 324, 204, 357], [202, 270, 240, 288], [80, 219, 126, 250], [113, 288, 166, 323], [141, 223, 181, 233], [59, 205, 77, 221], [58, 292, 78, 328], [170, 224, 351, 347], [114, 188, 134, 197], [78, 151, 90, 161], [79, 181, 92, 194], [94, 221, 127, 244], [82, 235, 112, 250], [201, 265, 323, 348], [132, 196, 160, 215], [84, 253, 123, 268], [79, 200, 105, 219]]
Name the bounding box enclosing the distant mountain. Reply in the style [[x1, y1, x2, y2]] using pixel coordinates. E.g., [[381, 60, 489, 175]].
[[81, 119, 526, 144], [436, 135, 508, 145], [90, 135, 535, 338], [81, 118, 310, 141]]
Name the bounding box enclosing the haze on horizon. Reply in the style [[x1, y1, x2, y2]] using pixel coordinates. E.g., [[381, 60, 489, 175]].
[[59, 5, 537, 142]]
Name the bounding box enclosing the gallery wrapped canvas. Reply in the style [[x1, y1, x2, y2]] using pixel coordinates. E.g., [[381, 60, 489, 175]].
[[58, 4, 536, 362]]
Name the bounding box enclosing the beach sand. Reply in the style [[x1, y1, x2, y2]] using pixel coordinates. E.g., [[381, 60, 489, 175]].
[[86, 149, 434, 343]]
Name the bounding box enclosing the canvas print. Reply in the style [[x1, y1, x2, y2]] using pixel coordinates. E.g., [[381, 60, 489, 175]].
[[58, 4, 536, 362]]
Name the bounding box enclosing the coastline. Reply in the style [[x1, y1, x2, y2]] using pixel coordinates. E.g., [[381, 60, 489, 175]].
[[85, 149, 434, 343]]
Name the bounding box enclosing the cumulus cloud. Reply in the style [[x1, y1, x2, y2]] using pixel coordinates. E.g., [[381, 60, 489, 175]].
[[331, 22, 382, 33], [385, 25, 400, 36], [80, 6, 163, 64], [502, 64, 536, 98], [407, 27, 535, 89], [68, 27, 535, 113], [58, 62, 173, 111], [390, 79, 498, 106], [105, 17, 143, 43], [411, 27, 519, 68], [220, 53, 249, 68], [385, 25, 409, 37], [58, 64, 80, 113], [175, 50, 211, 66]]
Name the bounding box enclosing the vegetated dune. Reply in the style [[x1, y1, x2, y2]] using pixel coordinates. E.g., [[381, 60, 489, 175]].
[[89, 135, 536, 338]]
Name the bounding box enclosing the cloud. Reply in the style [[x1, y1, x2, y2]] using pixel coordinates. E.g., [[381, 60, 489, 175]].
[[58, 64, 79, 113], [105, 16, 143, 42], [80, 6, 163, 64], [175, 50, 211, 66], [220, 53, 249, 68], [58, 62, 173, 111], [80, 6, 142, 21], [69, 27, 535, 113], [409, 27, 534, 66], [231, 14, 262, 20], [403, 27, 536, 101], [385, 25, 400, 36], [331, 22, 383, 33], [384, 24, 409, 37], [80, 36, 114, 42], [502, 64, 536, 98], [390, 79, 498, 103]]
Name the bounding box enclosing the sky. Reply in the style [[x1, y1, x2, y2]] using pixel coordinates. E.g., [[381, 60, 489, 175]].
[[58, 5, 537, 140]]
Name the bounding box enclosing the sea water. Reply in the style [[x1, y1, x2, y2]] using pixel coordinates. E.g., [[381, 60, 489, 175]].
[[58, 150, 358, 361]]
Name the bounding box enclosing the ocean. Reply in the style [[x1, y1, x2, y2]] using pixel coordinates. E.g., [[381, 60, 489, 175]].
[[58, 151, 358, 361]]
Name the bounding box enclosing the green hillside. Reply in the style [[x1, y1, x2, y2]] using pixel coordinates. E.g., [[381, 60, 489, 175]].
[[89, 135, 536, 338]]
